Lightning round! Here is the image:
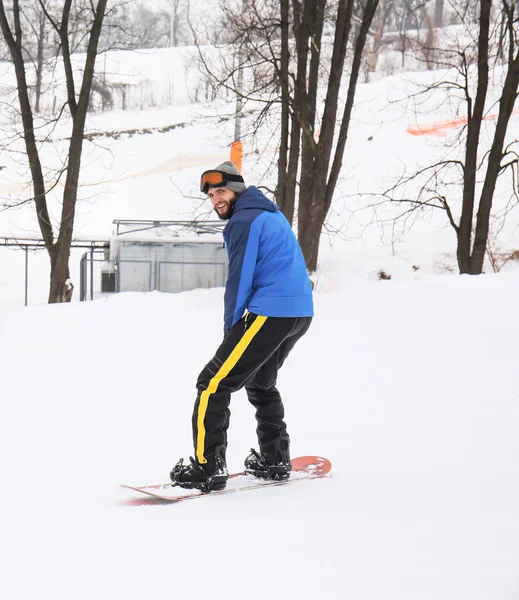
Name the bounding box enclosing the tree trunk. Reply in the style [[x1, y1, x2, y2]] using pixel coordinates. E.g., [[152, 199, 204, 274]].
[[468, 53, 519, 274], [0, 1, 54, 250], [457, 0, 491, 274], [297, 0, 379, 273], [325, 0, 379, 214], [34, 13, 45, 113], [285, 113, 301, 227], [276, 0, 293, 222], [366, 0, 385, 74], [171, 0, 180, 47], [297, 0, 338, 262], [48, 245, 73, 303], [298, 190, 324, 273], [48, 0, 108, 303], [280, 1, 303, 226], [292, 0, 316, 242], [434, 0, 444, 28], [0, 0, 108, 303]]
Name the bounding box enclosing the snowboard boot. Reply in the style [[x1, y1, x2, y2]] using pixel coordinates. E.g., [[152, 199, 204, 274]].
[[170, 446, 228, 492], [244, 438, 292, 481]]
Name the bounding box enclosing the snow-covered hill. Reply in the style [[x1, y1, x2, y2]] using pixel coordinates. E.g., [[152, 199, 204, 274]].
[[1, 274, 518, 599], [2, 63, 519, 311], [0, 36, 519, 600]]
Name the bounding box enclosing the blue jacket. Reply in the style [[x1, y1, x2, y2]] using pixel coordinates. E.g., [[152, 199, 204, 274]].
[[222, 186, 314, 333]]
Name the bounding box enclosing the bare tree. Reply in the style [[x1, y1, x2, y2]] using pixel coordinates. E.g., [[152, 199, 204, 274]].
[[18, 1, 50, 113], [169, 0, 185, 47], [294, 0, 379, 272], [277, 0, 297, 222], [364, 0, 463, 75], [195, 0, 379, 273], [366, 0, 386, 73], [457, 0, 519, 273], [0, 0, 109, 302], [382, 0, 519, 275], [99, 0, 190, 51]]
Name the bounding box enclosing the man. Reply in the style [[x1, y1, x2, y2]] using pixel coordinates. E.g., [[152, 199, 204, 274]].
[[170, 161, 314, 492]]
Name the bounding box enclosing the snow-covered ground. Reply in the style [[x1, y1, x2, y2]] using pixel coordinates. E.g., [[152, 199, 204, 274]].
[[0, 45, 518, 600], [1, 275, 518, 599]]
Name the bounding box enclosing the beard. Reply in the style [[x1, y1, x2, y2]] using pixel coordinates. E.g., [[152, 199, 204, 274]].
[[214, 199, 236, 220], [215, 207, 232, 220]]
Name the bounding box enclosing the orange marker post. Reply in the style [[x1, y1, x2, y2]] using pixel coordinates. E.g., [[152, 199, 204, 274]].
[[230, 141, 243, 172]]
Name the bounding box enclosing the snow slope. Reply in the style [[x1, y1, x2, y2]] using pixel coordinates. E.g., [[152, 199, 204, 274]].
[[1, 272, 518, 600], [0, 44, 518, 600]]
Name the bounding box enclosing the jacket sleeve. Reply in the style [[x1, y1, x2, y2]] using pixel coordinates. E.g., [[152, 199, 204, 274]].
[[223, 215, 262, 333]]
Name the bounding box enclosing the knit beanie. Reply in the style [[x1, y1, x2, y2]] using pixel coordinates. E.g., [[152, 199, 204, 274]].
[[212, 161, 246, 194]]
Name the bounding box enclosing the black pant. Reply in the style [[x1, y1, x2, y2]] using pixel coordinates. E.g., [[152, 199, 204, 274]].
[[192, 313, 312, 466]]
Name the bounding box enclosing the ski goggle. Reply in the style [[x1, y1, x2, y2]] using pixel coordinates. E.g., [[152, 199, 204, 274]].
[[200, 170, 244, 194]]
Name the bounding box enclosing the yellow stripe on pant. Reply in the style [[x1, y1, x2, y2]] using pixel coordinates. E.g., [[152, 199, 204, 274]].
[[196, 315, 268, 464]]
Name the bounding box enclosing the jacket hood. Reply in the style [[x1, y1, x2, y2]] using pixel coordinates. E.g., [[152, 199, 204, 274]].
[[232, 186, 278, 214]]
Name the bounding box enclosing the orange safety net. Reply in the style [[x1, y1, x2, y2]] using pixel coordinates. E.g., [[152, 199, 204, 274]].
[[406, 109, 519, 137]]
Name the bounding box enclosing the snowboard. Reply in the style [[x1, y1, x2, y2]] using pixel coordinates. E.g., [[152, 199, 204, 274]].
[[121, 455, 331, 503]]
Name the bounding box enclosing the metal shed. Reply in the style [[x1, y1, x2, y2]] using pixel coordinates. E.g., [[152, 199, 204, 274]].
[[103, 220, 228, 294]]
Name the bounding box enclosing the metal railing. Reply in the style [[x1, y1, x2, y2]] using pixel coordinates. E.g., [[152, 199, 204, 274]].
[[79, 249, 112, 301], [113, 219, 225, 236]]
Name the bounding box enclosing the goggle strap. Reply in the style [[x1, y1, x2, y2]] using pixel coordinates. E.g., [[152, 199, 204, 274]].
[[222, 173, 244, 183], [200, 170, 244, 193]]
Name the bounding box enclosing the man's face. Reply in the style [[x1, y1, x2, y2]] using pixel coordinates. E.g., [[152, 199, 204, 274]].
[[208, 187, 237, 220]]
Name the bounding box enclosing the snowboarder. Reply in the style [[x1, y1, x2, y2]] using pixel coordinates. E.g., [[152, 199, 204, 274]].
[[170, 161, 314, 492]]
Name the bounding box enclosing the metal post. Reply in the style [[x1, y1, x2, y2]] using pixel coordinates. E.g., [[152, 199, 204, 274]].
[[80, 253, 86, 301], [90, 247, 94, 301], [24, 246, 28, 307]]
